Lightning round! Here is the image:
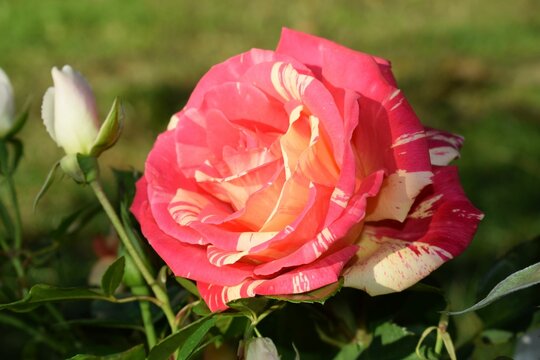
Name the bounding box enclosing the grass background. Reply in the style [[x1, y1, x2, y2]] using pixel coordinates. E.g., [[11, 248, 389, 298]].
[[1, 0, 539, 309]]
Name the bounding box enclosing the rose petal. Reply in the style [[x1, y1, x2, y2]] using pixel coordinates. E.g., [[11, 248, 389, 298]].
[[197, 245, 358, 312], [144, 130, 206, 245], [425, 128, 464, 166], [254, 170, 384, 276], [131, 178, 255, 286], [276, 28, 396, 87], [343, 166, 483, 294]]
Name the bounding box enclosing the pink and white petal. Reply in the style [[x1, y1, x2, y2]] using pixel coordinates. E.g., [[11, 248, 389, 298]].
[[201, 81, 289, 134], [344, 166, 483, 294], [174, 108, 214, 175], [195, 157, 281, 212], [178, 49, 278, 111], [297, 116, 340, 187], [169, 48, 313, 130], [198, 279, 264, 312], [276, 28, 395, 87], [254, 170, 384, 276], [255, 245, 358, 295], [251, 182, 332, 258], [425, 128, 464, 166], [366, 166, 483, 256], [365, 170, 433, 222], [243, 61, 347, 164], [144, 131, 205, 244], [131, 179, 254, 286], [259, 169, 311, 232], [342, 235, 452, 295], [198, 245, 358, 312]]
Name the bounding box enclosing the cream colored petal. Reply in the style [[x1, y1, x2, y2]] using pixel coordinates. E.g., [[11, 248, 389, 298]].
[[365, 170, 432, 222], [343, 234, 452, 295], [41, 87, 57, 142]]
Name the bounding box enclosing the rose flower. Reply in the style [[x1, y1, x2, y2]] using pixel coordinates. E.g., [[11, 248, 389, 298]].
[[131, 29, 483, 311]]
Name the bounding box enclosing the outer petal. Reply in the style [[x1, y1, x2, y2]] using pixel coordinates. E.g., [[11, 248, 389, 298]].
[[425, 128, 464, 166], [276, 28, 396, 87], [343, 166, 483, 294], [131, 176, 255, 286], [283, 29, 434, 223], [144, 130, 206, 245], [168, 49, 310, 129], [198, 245, 357, 312]]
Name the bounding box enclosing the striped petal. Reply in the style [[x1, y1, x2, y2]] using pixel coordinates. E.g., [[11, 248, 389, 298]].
[[343, 166, 483, 294], [425, 128, 464, 166], [131, 177, 255, 287], [198, 245, 358, 312]]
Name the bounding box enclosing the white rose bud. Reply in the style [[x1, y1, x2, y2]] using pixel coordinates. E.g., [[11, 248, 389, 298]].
[[0, 68, 15, 138], [42, 65, 100, 155], [245, 337, 281, 360]]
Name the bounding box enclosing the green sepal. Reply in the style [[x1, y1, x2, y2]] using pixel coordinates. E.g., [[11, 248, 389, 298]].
[[90, 97, 123, 157], [60, 153, 99, 184], [267, 277, 344, 304], [175, 277, 201, 298], [33, 160, 61, 210]]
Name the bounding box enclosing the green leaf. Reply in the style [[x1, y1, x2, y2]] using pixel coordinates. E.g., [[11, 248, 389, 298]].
[[4, 102, 29, 139], [91, 97, 124, 157], [7, 138, 23, 173], [448, 261, 540, 315], [67, 344, 145, 360], [333, 342, 367, 360], [176, 277, 200, 298], [267, 277, 343, 304], [0, 284, 112, 312], [101, 256, 125, 296], [148, 315, 217, 360], [374, 322, 413, 346], [33, 160, 60, 210]]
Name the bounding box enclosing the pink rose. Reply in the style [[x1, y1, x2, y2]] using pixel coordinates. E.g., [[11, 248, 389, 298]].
[[131, 29, 483, 312]]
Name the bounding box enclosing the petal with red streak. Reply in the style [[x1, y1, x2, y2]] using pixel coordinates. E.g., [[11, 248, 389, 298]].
[[344, 166, 483, 294]]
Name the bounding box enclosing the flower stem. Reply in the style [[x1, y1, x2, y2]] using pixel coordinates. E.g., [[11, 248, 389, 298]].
[[132, 285, 157, 348], [4, 171, 27, 294], [90, 180, 178, 335]]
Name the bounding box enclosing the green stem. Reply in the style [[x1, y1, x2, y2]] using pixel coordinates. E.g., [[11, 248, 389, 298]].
[[132, 285, 157, 348], [6, 174, 22, 250], [90, 181, 177, 334], [434, 312, 448, 356], [5, 172, 27, 294], [0, 235, 24, 278]]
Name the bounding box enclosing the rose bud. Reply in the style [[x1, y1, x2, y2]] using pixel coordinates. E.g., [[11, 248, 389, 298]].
[[0, 68, 15, 138], [42, 65, 100, 155], [244, 337, 280, 360], [41, 65, 123, 181]]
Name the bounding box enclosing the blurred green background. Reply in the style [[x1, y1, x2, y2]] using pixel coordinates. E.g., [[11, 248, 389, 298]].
[[1, 0, 539, 303]]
